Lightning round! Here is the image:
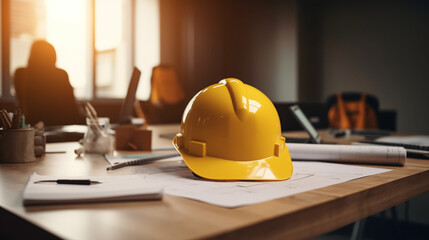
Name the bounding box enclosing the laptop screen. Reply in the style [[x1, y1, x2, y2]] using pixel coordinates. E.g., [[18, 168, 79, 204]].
[[118, 67, 141, 124], [289, 105, 321, 144]]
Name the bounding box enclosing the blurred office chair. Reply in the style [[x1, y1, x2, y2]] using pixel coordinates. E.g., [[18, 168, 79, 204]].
[[326, 92, 379, 130], [149, 66, 185, 106], [14, 40, 84, 126], [138, 66, 186, 123]]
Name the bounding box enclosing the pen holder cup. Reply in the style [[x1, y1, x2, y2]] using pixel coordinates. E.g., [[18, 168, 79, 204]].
[[0, 128, 36, 163], [83, 117, 113, 154]]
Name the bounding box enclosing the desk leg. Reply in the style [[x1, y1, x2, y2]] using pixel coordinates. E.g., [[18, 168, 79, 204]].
[[351, 218, 366, 240]]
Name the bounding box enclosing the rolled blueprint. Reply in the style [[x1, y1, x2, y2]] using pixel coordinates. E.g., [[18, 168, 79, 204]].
[[287, 143, 406, 166]]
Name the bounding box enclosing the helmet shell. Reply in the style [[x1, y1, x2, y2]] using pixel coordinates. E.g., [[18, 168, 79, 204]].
[[173, 78, 293, 180]]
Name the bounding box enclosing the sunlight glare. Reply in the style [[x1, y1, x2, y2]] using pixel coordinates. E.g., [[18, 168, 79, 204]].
[[45, 0, 89, 95]]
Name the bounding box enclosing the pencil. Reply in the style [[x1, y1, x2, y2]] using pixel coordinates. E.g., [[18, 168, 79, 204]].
[[84, 106, 102, 135], [106, 153, 180, 171], [1, 109, 12, 129], [11, 108, 21, 129], [0, 109, 7, 128], [86, 102, 98, 120], [84, 102, 106, 137]]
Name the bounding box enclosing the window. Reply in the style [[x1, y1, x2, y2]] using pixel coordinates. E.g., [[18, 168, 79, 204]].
[[95, 0, 131, 98], [135, 0, 160, 100], [9, 0, 90, 98], [1, 0, 160, 100]]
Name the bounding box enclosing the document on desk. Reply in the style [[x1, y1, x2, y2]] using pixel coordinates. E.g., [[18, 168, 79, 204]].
[[287, 143, 406, 166], [23, 173, 163, 205], [376, 135, 429, 145], [133, 157, 391, 208]]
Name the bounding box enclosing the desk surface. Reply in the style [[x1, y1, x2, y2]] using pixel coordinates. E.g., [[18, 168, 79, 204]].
[[1, 129, 429, 239]]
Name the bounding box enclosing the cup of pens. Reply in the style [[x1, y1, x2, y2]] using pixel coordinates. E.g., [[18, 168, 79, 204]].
[[0, 128, 36, 163], [0, 108, 36, 163], [83, 117, 113, 154]]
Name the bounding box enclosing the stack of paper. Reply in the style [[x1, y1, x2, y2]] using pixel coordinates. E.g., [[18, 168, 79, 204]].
[[23, 173, 163, 205]]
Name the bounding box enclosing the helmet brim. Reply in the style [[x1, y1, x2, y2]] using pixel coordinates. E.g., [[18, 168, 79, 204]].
[[173, 136, 293, 181]]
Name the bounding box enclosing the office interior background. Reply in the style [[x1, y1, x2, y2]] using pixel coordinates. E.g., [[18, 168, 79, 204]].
[[160, 0, 429, 135], [0, 0, 429, 234], [1, 0, 429, 134]]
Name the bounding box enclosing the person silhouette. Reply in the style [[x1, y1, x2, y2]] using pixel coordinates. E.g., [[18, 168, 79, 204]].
[[14, 40, 84, 126]]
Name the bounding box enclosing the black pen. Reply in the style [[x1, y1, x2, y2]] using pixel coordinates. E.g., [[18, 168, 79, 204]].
[[34, 179, 102, 185], [45, 151, 67, 154]]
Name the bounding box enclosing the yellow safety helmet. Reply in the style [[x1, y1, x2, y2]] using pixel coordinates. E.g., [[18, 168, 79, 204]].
[[173, 78, 293, 181]]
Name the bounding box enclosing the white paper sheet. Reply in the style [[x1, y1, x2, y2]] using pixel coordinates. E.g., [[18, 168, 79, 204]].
[[23, 173, 163, 205], [134, 157, 391, 208]]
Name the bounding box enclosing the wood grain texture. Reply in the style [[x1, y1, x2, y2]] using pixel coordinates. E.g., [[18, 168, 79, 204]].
[[0, 135, 428, 239]]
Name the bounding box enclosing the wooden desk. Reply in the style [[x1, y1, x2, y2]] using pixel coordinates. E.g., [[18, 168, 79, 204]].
[[1, 129, 429, 239]]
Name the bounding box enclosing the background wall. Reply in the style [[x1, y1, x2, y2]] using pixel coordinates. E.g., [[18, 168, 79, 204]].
[[300, 0, 429, 134], [160, 0, 298, 102], [160, 0, 429, 134]]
